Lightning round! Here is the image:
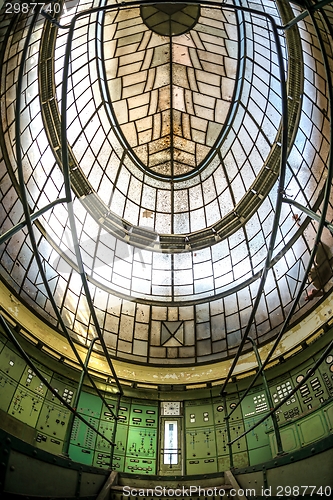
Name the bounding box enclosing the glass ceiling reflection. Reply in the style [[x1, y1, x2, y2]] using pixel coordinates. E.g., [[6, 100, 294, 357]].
[[0, 0, 333, 365]]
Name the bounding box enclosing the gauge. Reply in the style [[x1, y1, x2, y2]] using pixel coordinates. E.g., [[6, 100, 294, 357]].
[[161, 401, 181, 416], [296, 374, 304, 383]]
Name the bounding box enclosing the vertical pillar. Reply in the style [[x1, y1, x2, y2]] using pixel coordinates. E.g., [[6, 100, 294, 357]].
[[222, 392, 234, 469], [110, 393, 121, 469], [248, 337, 284, 455], [62, 337, 99, 457]]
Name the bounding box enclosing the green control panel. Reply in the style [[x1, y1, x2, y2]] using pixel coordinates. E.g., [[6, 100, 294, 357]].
[[130, 400, 158, 426], [185, 398, 217, 473], [0, 328, 333, 475], [214, 395, 248, 470], [289, 349, 333, 413], [318, 349, 333, 399], [90, 397, 158, 473], [241, 384, 272, 464], [70, 392, 105, 465], [0, 345, 27, 412], [69, 415, 99, 465], [124, 400, 158, 474], [35, 373, 76, 454], [8, 360, 52, 428], [184, 395, 249, 473], [94, 398, 130, 469], [185, 398, 214, 427], [268, 373, 302, 425]]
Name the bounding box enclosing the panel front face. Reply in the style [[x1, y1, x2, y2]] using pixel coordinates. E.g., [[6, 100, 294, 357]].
[[69, 413, 99, 465], [0, 371, 19, 413], [241, 385, 269, 419], [95, 453, 124, 471], [124, 456, 155, 475], [316, 347, 333, 400], [93, 421, 128, 470], [117, 401, 131, 425], [185, 399, 217, 473], [268, 374, 302, 425], [298, 412, 328, 445], [36, 401, 70, 450], [243, 416, 272, 465], [240, 384, 273, 464], [115, 423, 129, 456], [99, 398, 123, 423], [185, 399, 214, 427], [34, 373, 77, 453], [268, 425, 301, 456], [186, 426, 218, 474], [130, 400, 158, 428], [19, 361, 52, 388], [45, 374, 77, 405], [0, 346, 27, 382], [95, 419, 115, 453], [212, 397, 226, 425], [184, 394, 249, 473], [126, 426, 157, 459], [69, 442, 94, 465], [70, 415, 99, 447], [225, 394, 244, 423], [6, 361, 51, 428], [77, 392, 103, 419], [186, 426, 216, 458], [218, 451, 249, 471], [290, 359, 330, 413], [7, 385, 44, 427]]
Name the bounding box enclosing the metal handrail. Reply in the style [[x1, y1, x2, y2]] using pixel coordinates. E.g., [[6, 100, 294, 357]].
[[224, 0, 333, 448], [6, 2, 122, 448], [1, 0, 332, 464], [223, 0, 333, 422], [0, 198, 67, 246], [227, 332, 333, 447], [219, 0, 289, 395]]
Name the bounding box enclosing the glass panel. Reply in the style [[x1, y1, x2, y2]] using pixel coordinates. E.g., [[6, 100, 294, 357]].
[[163, 420, 178, 465], [0, 0, 332, 366]]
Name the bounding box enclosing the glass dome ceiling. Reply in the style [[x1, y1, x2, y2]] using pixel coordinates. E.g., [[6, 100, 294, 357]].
[[0, 0, 333, 367]]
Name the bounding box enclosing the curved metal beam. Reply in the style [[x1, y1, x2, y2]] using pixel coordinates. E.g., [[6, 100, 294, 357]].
[[225, 0, 333, 429], [12, 7, 122, 412]]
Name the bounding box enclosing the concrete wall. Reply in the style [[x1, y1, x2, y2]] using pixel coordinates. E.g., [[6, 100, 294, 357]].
[[236, 447, 333, 497]]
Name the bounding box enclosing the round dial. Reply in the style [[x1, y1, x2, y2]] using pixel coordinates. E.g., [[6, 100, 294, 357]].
[[161, 402, 181, 416]]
